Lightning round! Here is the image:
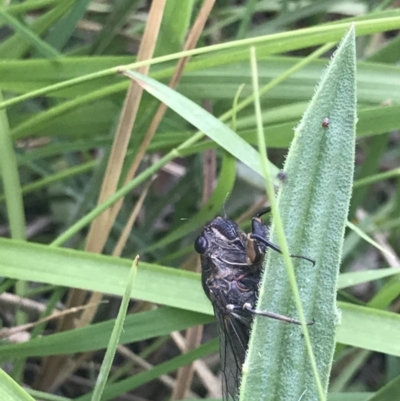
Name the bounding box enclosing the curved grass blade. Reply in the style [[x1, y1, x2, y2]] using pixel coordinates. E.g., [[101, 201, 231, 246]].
[[0, 368, 36, 401], [121, 69, 278, 178]]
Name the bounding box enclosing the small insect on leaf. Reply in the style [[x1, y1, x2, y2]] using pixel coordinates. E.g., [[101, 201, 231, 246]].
[[322, 117, 330, 127], [195, 209, 315, 400]]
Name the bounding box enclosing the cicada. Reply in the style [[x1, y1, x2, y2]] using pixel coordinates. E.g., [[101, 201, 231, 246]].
[[194, 208, 314, 401]]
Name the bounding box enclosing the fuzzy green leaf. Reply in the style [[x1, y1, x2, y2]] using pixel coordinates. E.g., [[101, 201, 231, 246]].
[[240, 27, 356, 401]]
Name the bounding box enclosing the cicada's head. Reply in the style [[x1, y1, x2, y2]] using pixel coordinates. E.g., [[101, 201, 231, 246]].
[[194, 217, 248, 272], [194, 217, 248, 300]]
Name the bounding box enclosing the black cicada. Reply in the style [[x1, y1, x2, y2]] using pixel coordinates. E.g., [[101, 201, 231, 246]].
[[194, 208, 314, 401]]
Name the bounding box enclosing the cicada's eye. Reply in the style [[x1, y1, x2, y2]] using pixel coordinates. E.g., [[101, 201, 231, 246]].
[[194, 235, 208, 254]]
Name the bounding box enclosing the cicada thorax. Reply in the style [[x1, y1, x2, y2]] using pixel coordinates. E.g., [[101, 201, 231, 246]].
[[195, 215, 262, 303]]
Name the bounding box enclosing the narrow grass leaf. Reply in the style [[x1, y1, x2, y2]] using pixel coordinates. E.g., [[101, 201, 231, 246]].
[[338, 268, 400, 289], [2, 15, 400, 109], [3, 301, 400, 362], [91, 257, 138, 401], [0, 237, 210, 315], [346, 220, 396, 259], [337, 302, 400, 357], [0, 1, 74, 58], [365, 374, 400, 401], [76, 339, 218, 401], [0, 8, 60, 58], [0, 92, 26, 239], [44, 0, 92, 51], [122, 69, 278, 178], [3, 244, 400, 360], [25, 389, 70, 401], [0, 307, 213, 360], [0, 368, 35, 401]]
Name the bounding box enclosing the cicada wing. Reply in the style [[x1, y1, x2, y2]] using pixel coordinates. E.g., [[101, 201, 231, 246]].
[[212, 294, 251, 401]]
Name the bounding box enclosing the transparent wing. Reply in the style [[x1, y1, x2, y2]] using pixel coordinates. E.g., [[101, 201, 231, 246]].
[[212, 291, 252, 401]]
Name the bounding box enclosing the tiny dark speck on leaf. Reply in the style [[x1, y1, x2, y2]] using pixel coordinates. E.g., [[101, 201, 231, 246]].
[[322, 117, 330, 128], [277, 170, 287, 183]]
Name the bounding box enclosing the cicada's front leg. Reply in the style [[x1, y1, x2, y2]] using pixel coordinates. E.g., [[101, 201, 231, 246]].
[[246, 207, 316, 267]]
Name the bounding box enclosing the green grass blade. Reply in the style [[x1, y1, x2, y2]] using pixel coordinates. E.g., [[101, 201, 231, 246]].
[[91, 257, 138, 401], [0, 160, 97, 204], [0, 307, 212, 360], [45, 0, 92, 51], [337, 302, 400, 357], [122, 69, 278, 178], [25, 389, 70, 401], [76, 339, 218, 401], [338, 268, 400, 289], [365, 374, 400, 401], [2, 14, 400, 109], [0, 368, 35, 401], [2, 239, 400, 360], [0, 237, 210, 315], [90, 0, 142, 54], [0, 0, 74, 58], [0, 88, 27, 378], [0, 8, 59, 58], [0, 92, 25, 240]]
